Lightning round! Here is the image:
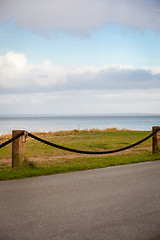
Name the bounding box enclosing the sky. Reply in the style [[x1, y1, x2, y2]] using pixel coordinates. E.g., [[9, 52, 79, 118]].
[[0, 0, 160, 115]]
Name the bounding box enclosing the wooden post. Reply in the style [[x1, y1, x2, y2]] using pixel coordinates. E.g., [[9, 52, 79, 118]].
[[12, 130, 27, 168], [152, 126, 159, 154]]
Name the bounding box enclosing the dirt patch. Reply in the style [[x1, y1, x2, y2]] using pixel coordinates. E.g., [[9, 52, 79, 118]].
[[0, 146, 151, 167], [0, 159, 11, 167]]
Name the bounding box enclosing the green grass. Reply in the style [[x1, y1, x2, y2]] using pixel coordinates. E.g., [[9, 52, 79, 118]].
[[0, 152, 160, 181], [0, 129, 151, 159], [0, 129, 159, 180]]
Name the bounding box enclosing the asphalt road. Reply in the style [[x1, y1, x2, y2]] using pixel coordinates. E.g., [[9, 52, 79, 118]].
[[0, 161, 160, 240]]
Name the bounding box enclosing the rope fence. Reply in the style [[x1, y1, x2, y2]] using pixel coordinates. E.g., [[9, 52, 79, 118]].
[[0, 127, 160, 168], [28, 129, 160, 154], [0, 131, 25, 149]]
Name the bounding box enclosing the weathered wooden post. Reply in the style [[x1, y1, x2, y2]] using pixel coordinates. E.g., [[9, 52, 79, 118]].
[[12, 130, 27, 168], [152, 126, 159, 154]]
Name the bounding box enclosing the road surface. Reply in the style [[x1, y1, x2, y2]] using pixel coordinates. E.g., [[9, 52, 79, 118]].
[[0, 161, 160, 240]]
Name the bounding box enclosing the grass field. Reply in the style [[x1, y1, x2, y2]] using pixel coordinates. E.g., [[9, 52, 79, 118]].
[[0, 128, 160, 180]]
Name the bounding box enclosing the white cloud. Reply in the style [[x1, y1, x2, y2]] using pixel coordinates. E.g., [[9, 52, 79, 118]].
[[0, 51, 160, 114], [0, 51, 160, 94], [141, 66, 160, 74], [1, 0, 159, 115], [1, 89, 160, 115], [0, 0, 160, 34], [0, 51, 33, 87]]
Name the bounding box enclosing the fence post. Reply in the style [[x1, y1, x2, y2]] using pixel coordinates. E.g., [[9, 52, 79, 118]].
[[152, 126, 159, 154], [12, 130, 27, 168]]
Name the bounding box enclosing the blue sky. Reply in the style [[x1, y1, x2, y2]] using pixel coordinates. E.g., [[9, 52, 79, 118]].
[[0, 0, 160, 115]]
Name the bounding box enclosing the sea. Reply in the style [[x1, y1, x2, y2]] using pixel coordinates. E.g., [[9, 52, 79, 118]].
[[0, 115, 160, 136]]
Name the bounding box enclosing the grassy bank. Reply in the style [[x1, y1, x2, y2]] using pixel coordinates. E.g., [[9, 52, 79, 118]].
[[0, 129, 159, 180]]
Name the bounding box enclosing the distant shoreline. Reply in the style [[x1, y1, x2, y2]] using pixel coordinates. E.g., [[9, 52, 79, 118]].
[[0, 113, 160, 118], [0, 115, 159, 136]]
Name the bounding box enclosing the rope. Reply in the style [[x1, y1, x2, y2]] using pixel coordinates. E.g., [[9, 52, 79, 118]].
[[28, 127, 160, 154], [0, 128, 159, 154], [0, 131, 25, 149]]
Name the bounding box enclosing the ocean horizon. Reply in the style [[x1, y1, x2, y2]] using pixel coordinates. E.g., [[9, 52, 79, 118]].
[[0, 114, 160, 135]]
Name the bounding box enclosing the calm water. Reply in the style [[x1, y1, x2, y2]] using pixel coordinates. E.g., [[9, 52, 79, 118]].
[[0, 115, 160, 135]]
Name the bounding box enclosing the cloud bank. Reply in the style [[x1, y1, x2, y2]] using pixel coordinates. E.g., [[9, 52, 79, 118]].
[[0, 51, 160, 94], [0, 0, 160, 34]]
